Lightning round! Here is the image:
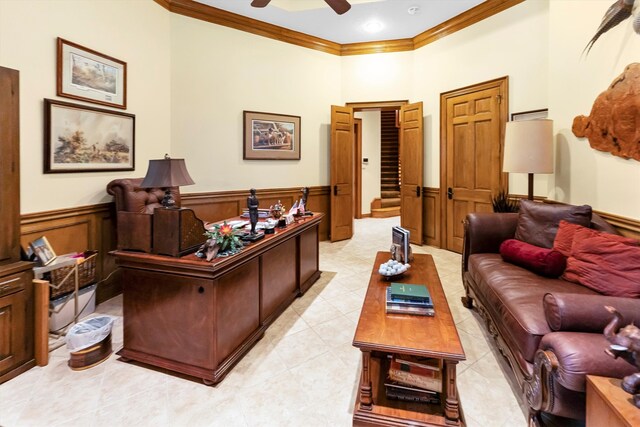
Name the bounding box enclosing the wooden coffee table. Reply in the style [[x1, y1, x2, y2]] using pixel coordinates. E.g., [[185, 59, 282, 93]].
[[352, 251, 466, 426]]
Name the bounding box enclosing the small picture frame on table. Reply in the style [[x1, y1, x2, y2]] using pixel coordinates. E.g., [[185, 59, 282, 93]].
[[29, 236, 57, 266]]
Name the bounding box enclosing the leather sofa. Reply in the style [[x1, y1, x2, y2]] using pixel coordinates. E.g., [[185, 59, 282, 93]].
[[461, 204, 640, 426], [106, 178, 180, 252]]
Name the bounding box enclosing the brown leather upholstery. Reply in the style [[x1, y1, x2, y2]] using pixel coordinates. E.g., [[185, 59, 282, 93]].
[[543, 293, 640, 332], [107, 178, 180, 252], [462, 206, 637, 422]]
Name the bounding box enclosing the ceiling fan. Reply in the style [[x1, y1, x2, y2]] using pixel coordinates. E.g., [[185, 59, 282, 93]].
[[251, 0, 352, 15]]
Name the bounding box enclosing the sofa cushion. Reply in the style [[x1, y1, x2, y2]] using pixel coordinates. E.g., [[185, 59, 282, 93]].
[[562, 228, 640, 297], [500, 239, 566, 277], [514, 200, 592, 249], [468, 254, 596, 363], [554, 221, 638, 257]]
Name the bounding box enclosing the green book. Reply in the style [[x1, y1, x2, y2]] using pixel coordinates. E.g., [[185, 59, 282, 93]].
[[389, 283, 430, 302]]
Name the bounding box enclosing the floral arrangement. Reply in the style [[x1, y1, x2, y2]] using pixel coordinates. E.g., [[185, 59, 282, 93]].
[[198, 222, 244, 261]]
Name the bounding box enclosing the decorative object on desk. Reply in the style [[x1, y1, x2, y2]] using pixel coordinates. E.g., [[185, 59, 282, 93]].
[[44, 99, 135, 173], [491, 189, 519, 213], [140, 154, 195, 208], [604, 305, 640, 408], [29, 236, 57, 266], [152, 208, 206, 257], [57, 37, 127, 109], [203, 221, 244, 258], [378, 259, 410, 281], [573, 63, 640, 161], [270, 200, 285, 219], [248, 188, 259, 235], [391, 226, 412, 263], [503, 118, 553, 200], [300, 187, 312, 215], [263, 218, 277, 234], [243, 111, 301, 160]]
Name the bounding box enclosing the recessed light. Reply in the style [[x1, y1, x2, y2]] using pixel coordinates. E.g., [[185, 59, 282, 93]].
[[363, 20, 384, 33], [408, 6, 420, 15]]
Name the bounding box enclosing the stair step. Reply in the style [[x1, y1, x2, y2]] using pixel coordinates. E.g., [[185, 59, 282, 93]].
[[381, 191, 400, 198], [380, 198, 401, 208], [371, 206, 401, 218]]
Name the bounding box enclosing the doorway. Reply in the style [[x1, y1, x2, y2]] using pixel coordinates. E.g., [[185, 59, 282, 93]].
[[439, 77, 509, 253], [330, 101, 424, 244]]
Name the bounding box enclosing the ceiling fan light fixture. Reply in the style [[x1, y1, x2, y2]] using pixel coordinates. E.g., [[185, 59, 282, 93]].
[[363, 19, 384, 33]]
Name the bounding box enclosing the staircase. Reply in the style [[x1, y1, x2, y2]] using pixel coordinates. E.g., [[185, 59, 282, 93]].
[[371, 110, 401, 218]]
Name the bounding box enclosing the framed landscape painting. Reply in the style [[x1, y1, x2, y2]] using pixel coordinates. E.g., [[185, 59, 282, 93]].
[[57, 37, 127, 109], [243, 111, 301, 160], [44, 99, 135, 173]]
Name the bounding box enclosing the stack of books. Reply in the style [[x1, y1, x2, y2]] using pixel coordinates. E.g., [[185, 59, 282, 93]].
[[385, 283, 434, 316], [385, 355, 442, 404], [240, 208, 271, 219]]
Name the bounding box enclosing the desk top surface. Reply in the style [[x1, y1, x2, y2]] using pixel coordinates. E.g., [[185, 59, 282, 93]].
[[112, 212, 323, 275], [353, 251, 465, 361]]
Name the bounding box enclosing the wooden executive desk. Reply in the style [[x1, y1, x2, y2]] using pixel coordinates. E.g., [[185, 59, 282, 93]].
[[112, 213, 323, 385]]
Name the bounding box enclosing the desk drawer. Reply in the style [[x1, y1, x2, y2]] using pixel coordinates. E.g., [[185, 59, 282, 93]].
[[0, 272, 28, 297]]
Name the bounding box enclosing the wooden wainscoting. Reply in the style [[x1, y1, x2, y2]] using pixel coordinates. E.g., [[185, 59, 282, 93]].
[[423, 187, 441, 247], [20, 204, 119, 304]]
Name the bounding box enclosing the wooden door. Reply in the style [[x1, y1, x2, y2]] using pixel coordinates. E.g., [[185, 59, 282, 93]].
[[330, 105, 354, 242], [400, 102, 423, 245], [440, 78, 508, 253]]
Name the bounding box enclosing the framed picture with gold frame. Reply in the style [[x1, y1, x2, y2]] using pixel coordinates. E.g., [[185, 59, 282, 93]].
[[243, 111, 301, 160], [57, 37, 127, 109]]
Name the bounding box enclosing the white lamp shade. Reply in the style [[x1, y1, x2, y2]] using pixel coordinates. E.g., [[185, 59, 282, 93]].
[[503, 119, 554, 174]]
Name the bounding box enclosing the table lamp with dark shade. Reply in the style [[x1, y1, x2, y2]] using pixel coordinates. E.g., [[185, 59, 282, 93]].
[[503, 119, 554, 200], [140, 154, 195, 208]]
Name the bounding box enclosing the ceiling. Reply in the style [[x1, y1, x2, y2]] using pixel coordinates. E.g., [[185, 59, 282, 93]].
[[195, 0, 486, 44]]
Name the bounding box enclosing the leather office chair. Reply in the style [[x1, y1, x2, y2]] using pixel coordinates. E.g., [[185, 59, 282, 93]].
[[107, 178, 180, 252]]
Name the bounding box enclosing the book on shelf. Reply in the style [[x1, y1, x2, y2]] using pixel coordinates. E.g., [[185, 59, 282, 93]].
[[384, 379, 441, 404], [388, 357, 443, 392], [241, 209, 270, 219], [393, 355, 441, 371], [390, 357, 440, 378], [386, 288, 433, 309], [389, 282, 431, 304]]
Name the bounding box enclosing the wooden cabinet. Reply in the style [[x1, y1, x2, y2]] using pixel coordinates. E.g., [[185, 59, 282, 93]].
[[114, 213, 323, 384], [0, 65, 35, 384]]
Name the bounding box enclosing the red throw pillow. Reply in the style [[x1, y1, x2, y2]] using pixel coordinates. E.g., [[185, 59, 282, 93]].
[[562, 232, 640, 297], [554, 221, 639, 257], [500, 239, 567, 278]]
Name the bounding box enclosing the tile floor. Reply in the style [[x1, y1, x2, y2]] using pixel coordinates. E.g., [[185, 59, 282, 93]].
[[0, 217, 527, 427]]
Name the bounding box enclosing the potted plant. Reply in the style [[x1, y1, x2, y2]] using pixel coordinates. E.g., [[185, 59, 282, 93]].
[[197, 222, 245, 261]]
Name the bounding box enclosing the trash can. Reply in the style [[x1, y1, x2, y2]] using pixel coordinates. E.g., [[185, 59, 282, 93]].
[[65, 316, 114, 370]]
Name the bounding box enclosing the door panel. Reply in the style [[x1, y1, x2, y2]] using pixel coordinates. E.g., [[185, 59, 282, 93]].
[[400, 102, 423, 245], [441, 78, 508, 253], [330, 105, 354, 242]]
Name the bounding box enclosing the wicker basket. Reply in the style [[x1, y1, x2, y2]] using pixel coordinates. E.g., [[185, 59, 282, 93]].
[[48, 251, 98, 299]]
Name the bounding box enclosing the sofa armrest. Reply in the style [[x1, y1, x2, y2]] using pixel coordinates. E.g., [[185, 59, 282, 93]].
[[462, 212, 518, 272], [543, 293, 640, 332], [538, 332, 637, 393]]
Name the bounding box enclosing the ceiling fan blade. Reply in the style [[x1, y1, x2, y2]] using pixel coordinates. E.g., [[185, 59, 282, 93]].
[[325, 0, 351, 15], [251, 0, 271, 7]]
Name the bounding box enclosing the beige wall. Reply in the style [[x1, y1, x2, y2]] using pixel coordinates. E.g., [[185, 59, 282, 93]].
[[2, 0, 638, 221], [0, 0, 171, 214], [169, 14, 342, 193], [549, 0, 640, 219], [355, 111, 381, 215]]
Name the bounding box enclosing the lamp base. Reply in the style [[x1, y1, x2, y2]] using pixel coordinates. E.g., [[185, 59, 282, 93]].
[[528, 173, 534, 201], [161, 188, 177, 208]]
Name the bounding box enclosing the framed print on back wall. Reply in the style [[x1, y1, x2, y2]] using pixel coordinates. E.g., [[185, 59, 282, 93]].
[[243, 111, 301, 160], [57, 37, 127, 109]]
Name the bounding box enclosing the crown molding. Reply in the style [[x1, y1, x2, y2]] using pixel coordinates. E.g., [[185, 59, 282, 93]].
[[413, 0, 525, 49], [155, 0, 524, 56]]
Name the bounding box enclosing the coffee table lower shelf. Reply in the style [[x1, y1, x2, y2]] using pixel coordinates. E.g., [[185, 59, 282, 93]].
[[353, 352, 464, 427]]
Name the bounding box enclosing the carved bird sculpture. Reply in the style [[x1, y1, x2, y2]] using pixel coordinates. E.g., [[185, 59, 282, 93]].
[[584, 0, 639, 55]]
